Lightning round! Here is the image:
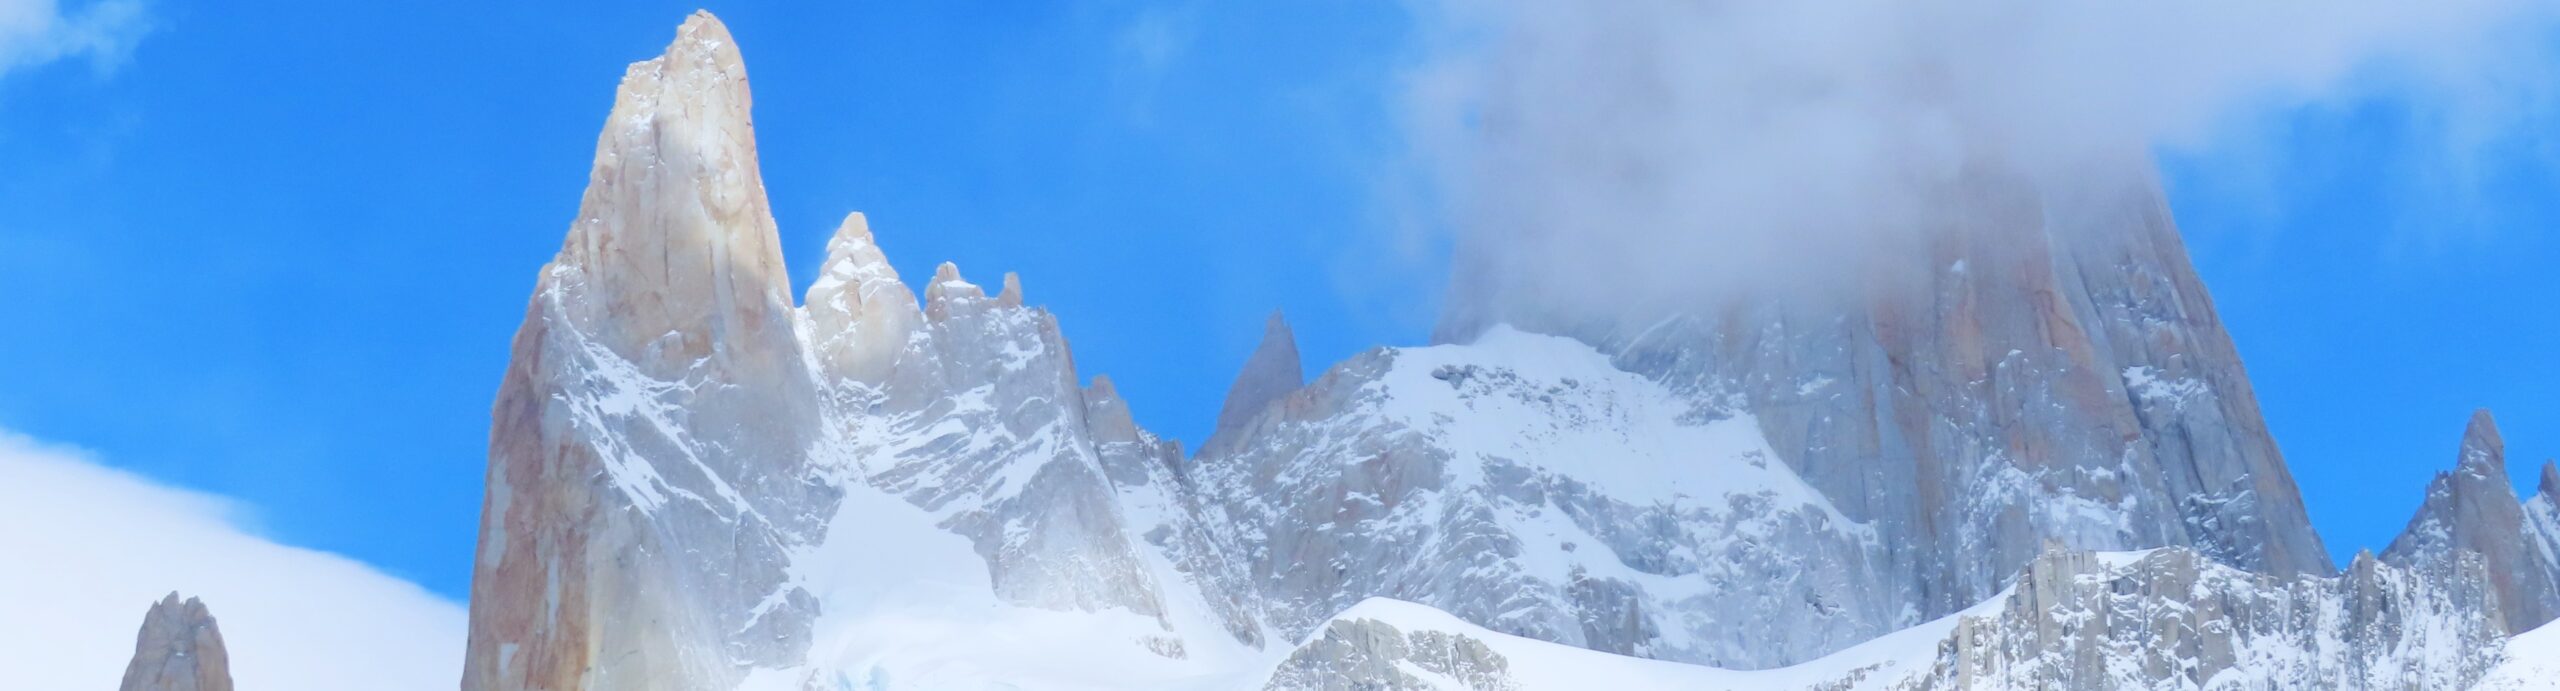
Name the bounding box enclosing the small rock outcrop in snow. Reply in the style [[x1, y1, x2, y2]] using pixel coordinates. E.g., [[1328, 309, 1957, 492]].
[[119, 593, 232, 691], [1266, 608, 1520, 691], [2382, 409, 2560, 634]]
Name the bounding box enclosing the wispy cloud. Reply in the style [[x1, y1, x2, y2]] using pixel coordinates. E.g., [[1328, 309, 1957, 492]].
[[1398, 0, 2560, 326], [1112, 4, 1198, 122], [0, 0, 149, 78], [0, 431, 464, 690]]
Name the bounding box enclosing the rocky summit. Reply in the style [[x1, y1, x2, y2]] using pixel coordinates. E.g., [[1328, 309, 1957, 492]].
[[454, 11, 2560, 691], [2383, 410, 2560, 634], [120, 593, 232, 691]]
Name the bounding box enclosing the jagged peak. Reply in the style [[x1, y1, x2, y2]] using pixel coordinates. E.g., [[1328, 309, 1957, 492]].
[[2349, 548, 2381, 572], [121, 592, 231, 691], [808, 212, 911, 306], [2460, 408, 2506, 476], [925, 262, 985, 304], [2539, 459, 2560, 502], [805, 212, 925, 386], [543, 9, 795, 373], [998, 272, 1023, 307], [1084, 373, 1144, 445], [1201, 309, 1304, 458]]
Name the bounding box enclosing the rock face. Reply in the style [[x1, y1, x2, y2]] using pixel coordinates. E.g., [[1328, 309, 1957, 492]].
[[466, 13, 1257, 690], [1202, 311, 1304, 458], [119, 593, 232, 691], [1197, 326, 1893, 668], [2382, 410, 2560, 634], [1254, 547, 2518, 691], [1906, 547, 2508, 691], [463, 13, 832, 690], [1392, 169, 2329, 662]]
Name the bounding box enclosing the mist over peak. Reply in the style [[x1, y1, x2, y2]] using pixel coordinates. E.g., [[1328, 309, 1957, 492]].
[[1404, 0, 2558, 337]]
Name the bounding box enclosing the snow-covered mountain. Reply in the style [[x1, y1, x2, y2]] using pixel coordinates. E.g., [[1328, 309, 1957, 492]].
[[454, 12, 2559, 691], [1193, 323, 1894, 668]]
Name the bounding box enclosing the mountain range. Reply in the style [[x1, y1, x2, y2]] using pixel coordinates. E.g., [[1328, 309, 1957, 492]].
[[427, 12, 2560, 690]]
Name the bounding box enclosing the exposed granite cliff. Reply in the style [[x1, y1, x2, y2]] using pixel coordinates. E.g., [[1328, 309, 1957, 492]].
[[2383, 410, 2560, 634], [119, 593, 232, 691], [1907, 547, 2506, 690], [1202, 311, 1305, 458], [1401, 169, 2330, 661], [462, 12, 830, 690]]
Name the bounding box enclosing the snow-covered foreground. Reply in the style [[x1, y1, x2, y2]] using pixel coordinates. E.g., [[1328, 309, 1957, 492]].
[[1288, 593, 1998, 691], [2482, 619, 2560, 689]]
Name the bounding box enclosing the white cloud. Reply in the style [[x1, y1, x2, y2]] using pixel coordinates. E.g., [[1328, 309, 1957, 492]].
[[0, 431, 465, 690], [1400, 0, 2560, 328], [0, 0, 148, 77], [1112, 4, 1198, 122]]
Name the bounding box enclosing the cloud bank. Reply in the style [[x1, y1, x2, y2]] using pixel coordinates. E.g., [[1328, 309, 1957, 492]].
[[1402, 0, 2560, 327], [0, 0, 147, 77], [0, 431, 464, 690]]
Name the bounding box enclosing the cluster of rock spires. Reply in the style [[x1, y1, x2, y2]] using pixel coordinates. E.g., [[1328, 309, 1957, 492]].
[[119, 593, 231, 691], [440, 11, 2560, 691], [2381, 410, 2560, 635]]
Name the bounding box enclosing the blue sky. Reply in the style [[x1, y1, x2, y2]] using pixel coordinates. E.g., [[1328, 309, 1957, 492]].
[[0, 0, 2550, 601]]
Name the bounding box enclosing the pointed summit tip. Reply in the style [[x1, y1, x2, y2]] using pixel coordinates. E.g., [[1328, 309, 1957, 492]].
[[2460, 408, 2506, 473], [999, 272, 1023, 307], [122, 592, 231, 691], [1201, 308, 1307, 458], [1260, 309, 1297, 348], [833, 211, 874, 242], [643, 9, 747, 89], [678, 10, 732, 38], [2539, 460, 2559, 499]]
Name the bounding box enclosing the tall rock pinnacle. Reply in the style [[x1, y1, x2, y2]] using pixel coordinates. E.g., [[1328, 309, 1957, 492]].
[[118, 593, 232, 691], [2542, 459, 2560, 501], [1202, 310, 1302, 458], [2383, 409, 2560, 633], [463, 11, 828, 691]]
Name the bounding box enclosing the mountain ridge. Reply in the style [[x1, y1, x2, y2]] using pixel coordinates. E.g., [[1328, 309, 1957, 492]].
[[449, 11, 2555, 691]]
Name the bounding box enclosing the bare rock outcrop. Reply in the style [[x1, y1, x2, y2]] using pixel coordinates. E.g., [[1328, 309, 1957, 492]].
[[1905, 546, 2508, 690], [1265, 608, 1520, 691], [119, 593, 232, 691], [1202, 310, 1304, 458], [2382, 409, 2560, 634]]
